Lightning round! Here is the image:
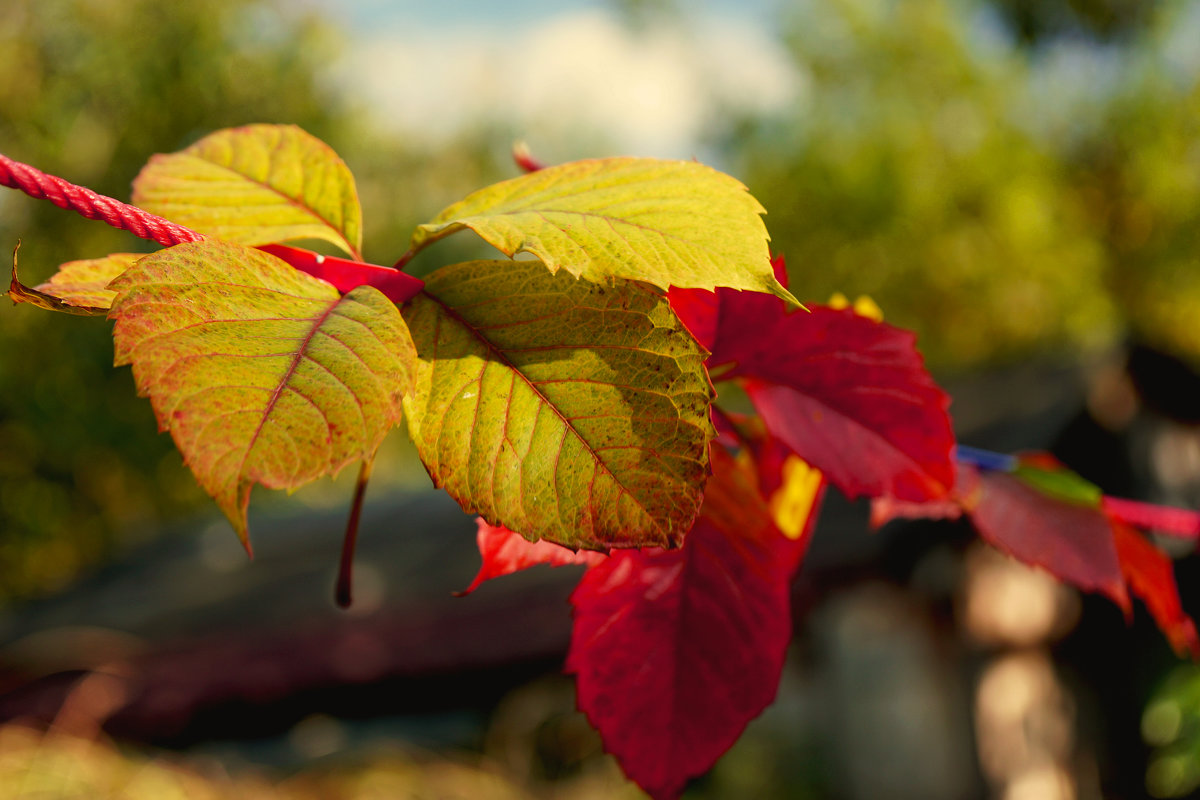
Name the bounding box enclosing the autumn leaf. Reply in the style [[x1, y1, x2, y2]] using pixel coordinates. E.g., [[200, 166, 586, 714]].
[[874, 460, 1130, 611], [664, 280, 720, 352], [1112, 521, 1200, 660], [874, 452, 1200, 656], [401, 259, 713, 551], [133, 124, 363, 258], [108, 240, 415, 548], [567, 446, 823, 800], [458, 518, 607, 596], [956, 444, 1200, 537], [968, 465, 1129, 610], [409, 158, 797, 304], [879, 447, 1200, 659], [26, 252, 141, 310], [6, 241, 137, 316], [667, 253, 791, 352], [869, 490, 963, 529], [737, 313, 953, 501], [671, 263, 955, 502]]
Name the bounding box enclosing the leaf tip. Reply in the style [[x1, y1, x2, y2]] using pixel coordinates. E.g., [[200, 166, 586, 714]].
[[772, 283, 804, 311], [452, 581, 482, 599], [7, 239, 21, 304], [239, 532, 255, 560], [7, 242, 117, 316], [225, 485, 255, 559]]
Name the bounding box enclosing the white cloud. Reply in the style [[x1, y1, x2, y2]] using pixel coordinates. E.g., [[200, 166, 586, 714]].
[[332, 7, 803, 157]]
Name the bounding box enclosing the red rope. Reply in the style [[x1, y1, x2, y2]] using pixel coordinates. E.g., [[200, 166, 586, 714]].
[[0, 151, 203, 247]]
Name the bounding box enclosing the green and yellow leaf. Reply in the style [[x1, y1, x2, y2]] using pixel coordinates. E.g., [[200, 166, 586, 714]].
[[402, 259, 715, 551], [109, 240, 414, 548], [409, 157, 797, 305], [31, 253, 141, 310], [7, 243, 140, 316], [132, 124, 363, 258]]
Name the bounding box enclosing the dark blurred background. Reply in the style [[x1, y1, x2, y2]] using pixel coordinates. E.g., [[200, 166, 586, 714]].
[[1, 0, 1199, 797]]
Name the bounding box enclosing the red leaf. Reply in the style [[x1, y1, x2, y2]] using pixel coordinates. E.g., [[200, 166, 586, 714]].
[[666, 285, 720, 351], [967, 465, 1130, 611], [1112, 521, 1200, 659], [875, 458, 1198, 655], [746, 422, 795, 498], [870, 490, 965, 529], [709, 409, 791, 497], [670, 260, 953, 502], [668, 255, 787, 350], [869, 462, 986, 529], [458, 518, 606, 596], [567, 447, 823, 799]]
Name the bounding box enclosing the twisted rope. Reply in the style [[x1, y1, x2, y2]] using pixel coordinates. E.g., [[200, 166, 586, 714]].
[[0, 151, 203, 247]]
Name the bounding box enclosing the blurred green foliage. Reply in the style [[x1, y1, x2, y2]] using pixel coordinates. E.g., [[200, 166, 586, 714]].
[[0, 0, 354, 603], [0, 1, 517, 605], [728, 0, 1200, 369], [1143, 665, 1200, 797]]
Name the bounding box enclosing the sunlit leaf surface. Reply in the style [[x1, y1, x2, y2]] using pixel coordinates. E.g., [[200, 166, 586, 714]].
[[411, 158, 796, 304], [109, 240, 414, 546], [29, 253, 141, 310], [672, 262, 954, 502], [402, 259, 713, 550], [568, 447, 823, 800], [133, 124, 363, 257]]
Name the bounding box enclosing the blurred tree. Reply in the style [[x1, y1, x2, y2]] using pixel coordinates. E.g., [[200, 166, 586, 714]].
[[1071, 5, 1200, 375], [0, 0, 522, 604], [991, 0, 1159, 43], [0, 0, 353, 602], [724, 0, 1200, 371]]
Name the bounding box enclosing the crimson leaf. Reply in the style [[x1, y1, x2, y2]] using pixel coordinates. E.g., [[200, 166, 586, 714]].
[[1112, 521, 1200, 659], [458, 518, 606, 596], [567, 446, 823, 799], [670, 260, 954, 501]]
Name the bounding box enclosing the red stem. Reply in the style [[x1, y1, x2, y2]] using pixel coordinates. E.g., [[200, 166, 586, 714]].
[[0, 151, 203, 247], [336, 457, 375, 609], [1102, 495, 1200, 538], [391, 248, 415, 270]]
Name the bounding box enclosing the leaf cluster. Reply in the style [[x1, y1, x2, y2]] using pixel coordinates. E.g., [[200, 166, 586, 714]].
[[4, 124, 1197, 800]]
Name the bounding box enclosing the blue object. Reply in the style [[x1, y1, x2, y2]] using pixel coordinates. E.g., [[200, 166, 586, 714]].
[[954, 445, 1017, 472]]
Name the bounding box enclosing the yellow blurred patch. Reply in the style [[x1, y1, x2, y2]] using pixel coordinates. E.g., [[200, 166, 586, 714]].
[[0, 719, 534, 800], [827, 292, 884, 322], [770, 456, 824, 539]]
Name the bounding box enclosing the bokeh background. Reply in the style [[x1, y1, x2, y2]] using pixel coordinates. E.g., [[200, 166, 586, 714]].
[[1, 0, 1200, 797]]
